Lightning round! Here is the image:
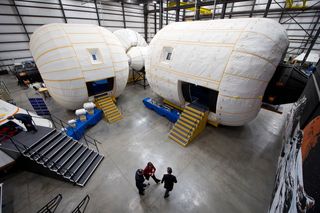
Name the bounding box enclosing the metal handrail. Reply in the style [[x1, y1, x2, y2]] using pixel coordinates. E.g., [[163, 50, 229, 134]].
[[0, 133, 74, 177], [25, 111, 101, 153], [37, 193, 62, 213], [51, 114, 102, 144], [71, 195, 90, 213], [50, 114, 101, 153]]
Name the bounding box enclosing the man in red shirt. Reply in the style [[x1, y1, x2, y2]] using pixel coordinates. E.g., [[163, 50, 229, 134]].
[[143, 162, 160, 184]]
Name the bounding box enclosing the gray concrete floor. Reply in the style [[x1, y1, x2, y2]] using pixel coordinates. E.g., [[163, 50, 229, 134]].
[[1, 74, 286, 213]]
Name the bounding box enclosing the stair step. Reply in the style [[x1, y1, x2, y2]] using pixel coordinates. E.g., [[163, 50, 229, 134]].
[[106, 111, 119, 118], [109, 114, 122, 119], [95, 96, 111, 101], [181, 113, 201, 122], [172, 127, 190, 138], [106, 108, 119, 115], [170, 129, 189, 141], [108, 114, 122, 122], [100, 99, 113, 104], [180, 116, 197, 126], [72, 153, 98, 183], [76, 155, 104, 186], [99, 101, 113, 107], [175, 123, 193, 133], [170, 130, 189, 143], [49, 143, 81, 170], [169, 134, 188, 146], [29, 132, 63, 157], [34, 134, 67, 162], [58, 146, 87, 175], [176, 116, 195, 129], [24, 129, 56, 154], [108, 113, 121, 119], [42, 138, 72, 165], [65, 150, 94, 179], [185, 106, 204, 116], [183, 110, 203, 120], [109, 118, 122, 123], [103, 105, 116, 111], [177, 119, 194, 129], [99, 98, 113, 103]]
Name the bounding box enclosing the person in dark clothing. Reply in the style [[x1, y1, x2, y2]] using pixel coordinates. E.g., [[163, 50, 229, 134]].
[[7, 113, 37, 132], [135, 169, 147, 195], [161, 167, 177, 198], [144, 162, 160, 184]]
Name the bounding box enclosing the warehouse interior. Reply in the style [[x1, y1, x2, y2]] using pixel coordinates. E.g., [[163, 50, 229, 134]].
[[0, 0, 319, 212]]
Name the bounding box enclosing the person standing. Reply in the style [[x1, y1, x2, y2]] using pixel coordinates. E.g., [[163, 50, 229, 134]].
[[144, 162, 160, 184], [7, 113, 37, 133], [161, 167, 177, 198], [135, 169, 147, 195]]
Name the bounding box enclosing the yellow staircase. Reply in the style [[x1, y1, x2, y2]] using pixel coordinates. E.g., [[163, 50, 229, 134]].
[[95, 95, 123, 123], [169, 104, 209, 147]]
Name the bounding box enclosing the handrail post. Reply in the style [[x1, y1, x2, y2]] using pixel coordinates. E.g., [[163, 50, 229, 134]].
[[59, 120, 64, 129], [83, 135, 89, 148], [49, 115, 57, 128], [94, 139, 99, 153], [26, 109, 37, 127], [10, 137, 23, 154]]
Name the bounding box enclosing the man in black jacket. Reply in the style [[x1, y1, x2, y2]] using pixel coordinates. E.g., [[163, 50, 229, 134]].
[[161, 167, 177, 198], [135, 169, 147, 195], [8, 113, 37, 132]]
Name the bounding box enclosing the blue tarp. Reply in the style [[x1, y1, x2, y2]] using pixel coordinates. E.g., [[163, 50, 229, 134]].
[[66, 108, 103, 140], [143, 97, 180, 123]]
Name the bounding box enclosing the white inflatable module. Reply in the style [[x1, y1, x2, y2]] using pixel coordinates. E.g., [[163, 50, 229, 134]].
[[29, 24, 129, 110], [145, 18, 289, 126], [113, 29, 148, 71], [127, 47, 148, 71], [113, 29, 147, 52]]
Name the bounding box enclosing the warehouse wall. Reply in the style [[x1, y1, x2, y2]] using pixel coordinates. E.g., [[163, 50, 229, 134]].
[[0, 0, 145, 67], [148, 0, 320, 59], [1, 0, 318, 67], [147, 3, 178, 42]]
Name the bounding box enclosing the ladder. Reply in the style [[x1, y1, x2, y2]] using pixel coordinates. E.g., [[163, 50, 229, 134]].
[[169, 104, 209, 147], [94, 95, 123, 123]]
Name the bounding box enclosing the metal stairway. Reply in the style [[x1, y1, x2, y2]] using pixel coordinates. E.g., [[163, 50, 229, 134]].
[[95, 94, 123, 123], [169, 104, 209, 146], [7, 128, 104, 187]]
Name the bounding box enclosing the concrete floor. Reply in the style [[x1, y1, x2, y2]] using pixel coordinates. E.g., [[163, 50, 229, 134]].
[[1, 74, 286, 213]]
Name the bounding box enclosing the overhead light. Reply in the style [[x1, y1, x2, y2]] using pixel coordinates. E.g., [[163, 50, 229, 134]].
[[153, 0, 157, 3], [139, 3, 144, 6]]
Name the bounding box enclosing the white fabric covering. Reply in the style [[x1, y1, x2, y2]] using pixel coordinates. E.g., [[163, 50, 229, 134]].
[[30, 24, 129, 110], [113, 29, 148, 71], [127, 47, 148, 71], [145, 18, 289, 126], [113, 29, 147, 52]]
